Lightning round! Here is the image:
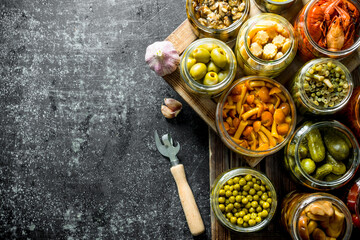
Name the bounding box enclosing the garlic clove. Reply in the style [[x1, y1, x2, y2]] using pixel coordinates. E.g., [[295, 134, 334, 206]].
[[161, 98, 182, 119], [161, 105, 176, 119], [164, 98, 182, 112], [145, 41, 180, 76]]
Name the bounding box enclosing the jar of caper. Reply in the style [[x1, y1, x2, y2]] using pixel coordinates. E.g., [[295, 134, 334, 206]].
[[284, 120, 360, 191], [290, 58, 353, 115], [211, 167, 277, 232]]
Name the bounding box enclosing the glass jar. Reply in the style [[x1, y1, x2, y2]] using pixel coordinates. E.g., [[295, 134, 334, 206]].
[[336, 86, 360, 137], [290, 58, 353, 115], [281, 191, 353, 240], [347, 178, 360, 228], [216, 76, 296, 158], [211, 167, 277, 232], [235, 13, 297, 77], [294, 0, 360, 61], [284, 120, 360, 191], [186, 0, 250, 47], [180, 38, 237, 97], [253, 0, 297, 14]]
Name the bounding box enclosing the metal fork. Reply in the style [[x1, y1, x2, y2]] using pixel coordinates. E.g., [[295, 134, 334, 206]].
[[154, 130, 205, 236]]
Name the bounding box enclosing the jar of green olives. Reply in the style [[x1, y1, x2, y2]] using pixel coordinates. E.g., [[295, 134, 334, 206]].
[[290, 58, 353, 115], [253, 0, 296, 14], [281, 191, 353, 240], [284, 120, 360, 191], [211, 167, 277, 232], [234, 13, 297, 77], [180, 38, 237, 96]]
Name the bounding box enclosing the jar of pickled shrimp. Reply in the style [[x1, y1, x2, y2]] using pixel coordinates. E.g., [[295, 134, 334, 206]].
[[347, 178, 360, 228], [235, 13, 297, 77], [253, 0, 297, 14], [281, 191, 353, 240], [294, 0, 360, 61]]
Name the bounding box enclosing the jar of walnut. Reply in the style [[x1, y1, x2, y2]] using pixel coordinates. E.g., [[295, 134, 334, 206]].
[[235, 13, 297, 77], [186, 0, 250, 47]]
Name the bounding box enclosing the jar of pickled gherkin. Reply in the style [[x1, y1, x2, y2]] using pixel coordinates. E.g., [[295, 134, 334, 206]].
[[180, 38, 237, 96], [290, 58, 353, 115], [284, 120, 360, 191], [186, 0, 250, 47], [281, 191, 353, 240], [235, 13, 297, 77], [211, 167, 277, 232]]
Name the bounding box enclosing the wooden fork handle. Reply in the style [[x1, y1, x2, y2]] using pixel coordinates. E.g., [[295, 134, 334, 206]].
[[170, 164, 205, 236]]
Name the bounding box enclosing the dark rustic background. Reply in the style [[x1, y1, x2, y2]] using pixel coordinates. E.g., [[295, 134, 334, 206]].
[[1, 0, 211, 239]]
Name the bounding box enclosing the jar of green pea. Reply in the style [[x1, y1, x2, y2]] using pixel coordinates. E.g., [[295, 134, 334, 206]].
[[210, 167, 277, 232], [290, 58, 353, 115]]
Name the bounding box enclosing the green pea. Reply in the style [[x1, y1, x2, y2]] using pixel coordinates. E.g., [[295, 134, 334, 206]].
[[227, 203, 234, 211], [263, 202, 270, 209], [245, 174, 252, 181], [251, 201, 258, 208], [229, 196, 235, 203], [219, 204, 225, 211], [226, 212, 233, 219], [235, 195, 241, 202], [249, 207, 255, 213], [256, 206, 263, 212], [226, 190, 232, 198], [249, 189, 256, 195], [218, 197, 225, 203], [239, 211, 245, 217], [232, 190, 239, 196], [224, 185, 230, 191], [234, 202, 241, 209], [233, 177, 240, 184], [234, 184, 240, 191], [239, 178, 246, 186], [219, 189, 225, 196], [243, 185, 250, 192], [237, 218, 244, 225], [260, 210, 268, 218], [227, 179, 234, 185], [242, 198, 249, 204], [255, 216, 262, 223], [243, 215, 250, 222]]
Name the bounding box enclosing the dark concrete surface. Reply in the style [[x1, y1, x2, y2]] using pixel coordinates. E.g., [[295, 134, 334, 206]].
[[0, 0, 211, 239]]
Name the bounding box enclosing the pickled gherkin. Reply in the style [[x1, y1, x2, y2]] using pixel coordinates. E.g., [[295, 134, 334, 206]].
[[323, 130, 350, 161], [326, 153, 346, 175], [306, 128, 325, 162], [313, 164, 333, 180]]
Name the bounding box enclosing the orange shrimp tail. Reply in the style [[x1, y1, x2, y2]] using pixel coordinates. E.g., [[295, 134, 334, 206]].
[[326, 16, 345, 51]]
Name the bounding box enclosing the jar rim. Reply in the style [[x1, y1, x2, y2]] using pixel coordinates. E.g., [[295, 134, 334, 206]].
[[210, 167, 277, 232], [297, 58, 354, 114], [180, 38, 237, 93], [303, 0, 360, 57], [291, 193, 353, 240], [242, 13, 296, 66], [215, 76, 297, 157], [186, 0, 250, 34], [266, 0, 295, 4], [293, 120, 360, 189]]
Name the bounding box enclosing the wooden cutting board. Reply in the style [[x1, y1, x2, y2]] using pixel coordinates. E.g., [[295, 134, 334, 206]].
[[161, 0, 360, 239]]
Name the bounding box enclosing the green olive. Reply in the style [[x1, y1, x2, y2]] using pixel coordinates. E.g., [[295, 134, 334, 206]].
[[190, 63, 207, 80], [207, 61, 221, 73], [192, 47, 210, 63], [203, 72, 219, 86], [301, 158, 316, 174], [186, 57, 196, 69], [198, 43, 218, 52], [211, 47, 228, 68]]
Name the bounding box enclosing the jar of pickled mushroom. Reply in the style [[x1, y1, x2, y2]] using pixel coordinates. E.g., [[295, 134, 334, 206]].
[[336, 86, 360, 137], [284, 120, 360, 191], [180, 38, 237, 96], [347, 177, 360, 228], [294, 0, 360, 61], [211, 167, 277, 232], [281, 191, 353, 240], [235, 13, 297, 77], [186, 0, 250, 46], [290, 58, 353, 115], [253, 0, 297, 14], [216, 76, 296, 158]]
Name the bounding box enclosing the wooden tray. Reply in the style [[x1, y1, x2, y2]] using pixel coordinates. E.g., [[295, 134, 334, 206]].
[[162, 1, 360, 239]]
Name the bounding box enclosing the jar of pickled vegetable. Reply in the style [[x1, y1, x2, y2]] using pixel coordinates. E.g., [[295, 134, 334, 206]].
[[281, 191, 353, 240], [347, 178, 360, 228], [211, 167, 277, 232], [336, 86, 360, 137], [235, 13, 297, 77], [290, 58, 353, 115], [284, 120, 360, 191], [186, 0, 250, 46], [253, 0, 296, 14], [180, 38, 237, 96], [294, 0, 360, 61], [216, 76, 296, 158]]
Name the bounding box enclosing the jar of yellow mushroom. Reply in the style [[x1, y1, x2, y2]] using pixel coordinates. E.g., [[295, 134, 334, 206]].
[[235, 13, 297, 77]]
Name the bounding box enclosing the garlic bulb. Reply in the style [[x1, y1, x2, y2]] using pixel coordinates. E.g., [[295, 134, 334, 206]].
[[145, 41, 180, 76], [161, 98, 182, 119]]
